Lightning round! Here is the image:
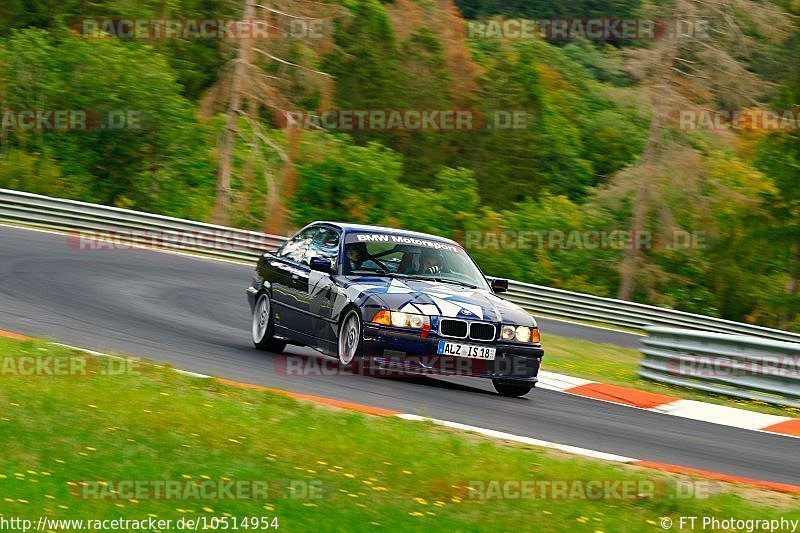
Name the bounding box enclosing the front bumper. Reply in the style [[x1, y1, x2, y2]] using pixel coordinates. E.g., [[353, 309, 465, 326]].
[[362, 324, 542, 382]]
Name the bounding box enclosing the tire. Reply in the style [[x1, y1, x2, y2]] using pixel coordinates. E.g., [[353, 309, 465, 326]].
[[337, 308, 364, 368], [492, 379, 533, 398], [252, 293, 287, 353]]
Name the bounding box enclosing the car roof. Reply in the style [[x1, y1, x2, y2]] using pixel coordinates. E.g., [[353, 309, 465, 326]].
[[312, 221, 461, 247]]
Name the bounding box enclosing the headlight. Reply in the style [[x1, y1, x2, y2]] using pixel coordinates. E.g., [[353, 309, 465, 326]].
[[372, 310, 428, 329], [500, 325, 540, 343], [500, 325, 516, 340], [391, 312, 409, 327], [408, 314, 426, 328], [515, 326, 531, 342]]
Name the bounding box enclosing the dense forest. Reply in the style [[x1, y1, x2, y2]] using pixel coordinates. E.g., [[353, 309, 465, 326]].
[[1, 0, 798, 331]]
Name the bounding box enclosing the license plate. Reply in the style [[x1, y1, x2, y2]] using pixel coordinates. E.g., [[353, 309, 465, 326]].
[[437, 340, 496, 360]]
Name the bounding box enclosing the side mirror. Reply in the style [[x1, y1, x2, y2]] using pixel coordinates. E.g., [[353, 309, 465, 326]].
[[491, 278, 509, 293], [310, 256, 333, 273]]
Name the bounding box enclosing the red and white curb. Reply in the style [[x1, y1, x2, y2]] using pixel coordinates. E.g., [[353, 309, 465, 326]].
[[537, 370, 800, 438]]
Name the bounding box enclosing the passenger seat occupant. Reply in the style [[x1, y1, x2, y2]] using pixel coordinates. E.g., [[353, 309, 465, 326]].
[[398, 252, 414, 274]]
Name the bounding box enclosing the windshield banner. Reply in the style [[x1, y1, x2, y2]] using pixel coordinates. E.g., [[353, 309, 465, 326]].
[[347, 233, 460, 252]]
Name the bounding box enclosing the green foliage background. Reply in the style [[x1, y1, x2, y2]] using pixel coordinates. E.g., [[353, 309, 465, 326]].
[[0, 0, 797, 331]]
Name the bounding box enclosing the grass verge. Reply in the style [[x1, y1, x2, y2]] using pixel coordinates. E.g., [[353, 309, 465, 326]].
[[541, 332, 799, 418], [0, 336, 798, 532]]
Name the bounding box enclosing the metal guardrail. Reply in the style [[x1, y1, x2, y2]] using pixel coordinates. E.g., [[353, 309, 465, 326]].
[[504, 281, 800, 343], [2, 188, 800, 344], [0, 188, 284, 262], [639, 327, 800, 408]]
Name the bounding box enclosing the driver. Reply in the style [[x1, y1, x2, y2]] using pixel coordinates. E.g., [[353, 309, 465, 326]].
[[345, 242, 379, 273]]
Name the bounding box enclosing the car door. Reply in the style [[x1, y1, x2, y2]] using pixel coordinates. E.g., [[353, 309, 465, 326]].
[[305, 226, 342, 350], [269, 226, 316, 335]]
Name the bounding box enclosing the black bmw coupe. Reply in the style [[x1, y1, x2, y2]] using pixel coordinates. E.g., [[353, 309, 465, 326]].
[[247, 222, 543, 397]]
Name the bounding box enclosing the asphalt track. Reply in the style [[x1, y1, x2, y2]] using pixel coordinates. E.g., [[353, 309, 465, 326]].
[[1, 225, 797, 485]]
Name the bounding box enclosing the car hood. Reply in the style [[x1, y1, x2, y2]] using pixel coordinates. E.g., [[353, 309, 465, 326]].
[[342, 276, 535, 325]]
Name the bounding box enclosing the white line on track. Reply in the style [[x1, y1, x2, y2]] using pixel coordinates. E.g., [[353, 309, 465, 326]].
[[396, 414, 639, 463], [173, 368, 213, 378], [52, 341, 212, 378]]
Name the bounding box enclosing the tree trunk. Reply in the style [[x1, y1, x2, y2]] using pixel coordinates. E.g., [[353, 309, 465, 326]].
[[616, 1, 685, 300], [264, 128, 299, 236], [212, 0, 254, 225], [779, 241, 800, 329], [617, 110, 660, 300]]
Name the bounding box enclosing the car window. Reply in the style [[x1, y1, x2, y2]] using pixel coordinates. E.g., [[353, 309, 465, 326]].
[[305, 227, 340, 268], [278, 227, 316, 265], [342, 232, 490, 290], [343, 241, 402, 275]]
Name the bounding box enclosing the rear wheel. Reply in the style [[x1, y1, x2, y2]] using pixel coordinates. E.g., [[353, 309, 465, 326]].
[[337, 309, 364, 368], [492, 379, 533, 398], [252, 293, 287, 353]]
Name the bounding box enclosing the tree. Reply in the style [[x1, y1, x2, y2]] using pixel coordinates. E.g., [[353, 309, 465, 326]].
[[611, 0, 793, 300], [212, 0, 255, 225], [208, 0, 343, 230], [755, 36, 800, 329], [0, 29, 215, 218]]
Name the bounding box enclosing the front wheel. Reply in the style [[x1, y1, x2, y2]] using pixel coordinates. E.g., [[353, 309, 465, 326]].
[[492, 379, 533, 398], [337, 309, 364, 368], [252, 293, 287, 353]]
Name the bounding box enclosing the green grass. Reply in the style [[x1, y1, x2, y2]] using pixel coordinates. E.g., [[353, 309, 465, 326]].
[[541, 332, 800, 418], [0, 336, 798, 532]]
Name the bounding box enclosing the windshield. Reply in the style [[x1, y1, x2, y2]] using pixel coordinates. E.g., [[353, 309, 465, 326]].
[[343, 232, 490, 290]]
